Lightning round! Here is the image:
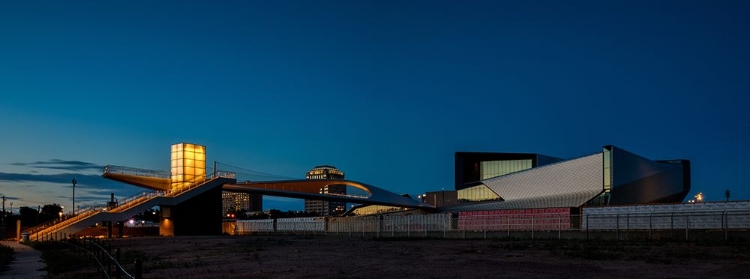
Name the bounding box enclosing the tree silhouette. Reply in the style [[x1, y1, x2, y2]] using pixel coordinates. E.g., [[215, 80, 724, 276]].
[[39, 204, 62, 223], [19, 206, 39, 226]]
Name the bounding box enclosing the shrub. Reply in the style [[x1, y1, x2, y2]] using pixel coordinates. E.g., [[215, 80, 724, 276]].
[[0, 244, 13, 270]]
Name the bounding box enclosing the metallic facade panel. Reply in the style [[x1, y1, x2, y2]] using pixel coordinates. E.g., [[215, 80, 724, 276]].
[[609, 146, 689, 204], [483, 153, 604, 203], [611, 146, 675, 186]]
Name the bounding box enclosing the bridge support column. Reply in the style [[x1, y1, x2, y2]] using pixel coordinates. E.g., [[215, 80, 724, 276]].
[[158, 186, 223, 236], [107, 221, 113, 238], [159, 206, 175, 236]]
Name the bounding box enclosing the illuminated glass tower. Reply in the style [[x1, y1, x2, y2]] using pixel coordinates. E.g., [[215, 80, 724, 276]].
[[304, 165, 346, 216], [170, 143, 206, 190]]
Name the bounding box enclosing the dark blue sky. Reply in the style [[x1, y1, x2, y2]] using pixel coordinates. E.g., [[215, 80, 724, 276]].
[[1, 1, 749, 211]]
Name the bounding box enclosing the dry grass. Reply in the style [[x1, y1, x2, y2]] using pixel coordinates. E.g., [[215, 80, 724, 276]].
[[45, 236, 750, 278]]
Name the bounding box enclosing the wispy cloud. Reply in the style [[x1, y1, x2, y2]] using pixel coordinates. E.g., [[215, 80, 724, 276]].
[[10, 159, 104, 172], [0, 172, 90, 184], [0, 172, 145, 208]]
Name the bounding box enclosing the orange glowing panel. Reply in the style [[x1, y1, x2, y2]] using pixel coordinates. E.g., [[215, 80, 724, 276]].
[[170, 143, 207, 190]]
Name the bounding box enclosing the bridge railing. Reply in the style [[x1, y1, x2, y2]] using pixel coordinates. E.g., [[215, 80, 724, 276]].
[[165, 171, 236, 197], [23, 191, 163, 239], [26, 207, 106, 241], [112, 191, 165, 213], [103, 165, 170, 179]]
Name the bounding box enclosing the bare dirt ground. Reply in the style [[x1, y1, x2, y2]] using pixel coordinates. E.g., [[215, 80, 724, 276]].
[[58, 235, 750, 278]]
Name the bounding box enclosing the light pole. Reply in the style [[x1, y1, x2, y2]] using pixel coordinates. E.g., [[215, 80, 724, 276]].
[[1, 195, 5, 223], [72, 178, 77, 215]]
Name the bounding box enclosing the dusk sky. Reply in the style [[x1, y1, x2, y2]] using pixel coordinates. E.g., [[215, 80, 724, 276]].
[[1, 1, 749, 212]]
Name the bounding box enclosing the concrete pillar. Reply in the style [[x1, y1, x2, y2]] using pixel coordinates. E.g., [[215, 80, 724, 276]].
[[158, 186, 222, 236], [107, 221, 113, 238], [159, 206, 174, 236]]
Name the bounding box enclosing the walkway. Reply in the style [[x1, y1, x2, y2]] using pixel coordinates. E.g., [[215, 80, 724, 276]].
[[0, 241, 46, 279]]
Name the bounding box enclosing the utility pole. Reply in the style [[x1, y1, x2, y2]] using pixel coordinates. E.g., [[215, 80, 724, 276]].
[[72, 178, 77, 215], [725, 188, 731, 202], [1, 195, 5, 223]]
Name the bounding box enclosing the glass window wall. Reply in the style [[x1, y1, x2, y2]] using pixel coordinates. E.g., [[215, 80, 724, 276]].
[[457, 184, 501, 202], [480, 159, 533, 180]]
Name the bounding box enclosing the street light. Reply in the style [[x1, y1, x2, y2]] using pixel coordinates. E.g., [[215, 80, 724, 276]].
[[72, 178, 77, 215]]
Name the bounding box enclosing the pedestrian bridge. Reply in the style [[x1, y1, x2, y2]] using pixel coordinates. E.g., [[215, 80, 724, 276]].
[[25, 160, 431, 238], [23, 142, 432, 238], [101, 164, 431, 209], [224, 180, 431, 209]]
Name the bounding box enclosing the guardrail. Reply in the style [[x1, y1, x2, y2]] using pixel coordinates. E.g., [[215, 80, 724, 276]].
[[61, 237, 139, 279], [103, 165, 170, 179]]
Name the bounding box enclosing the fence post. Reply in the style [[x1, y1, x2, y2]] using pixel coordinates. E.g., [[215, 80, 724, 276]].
[[377, 218, 380, 238], [407, 218, 410, 238], [558, 215, 561, 240], [649, 213, 652, 240], [586, 214, 589, 240], [134, 259, 142, 279], [115, 248, 121, 279], [391, 219, 394, 237], [724, 211, 728, 241], [482, 218, 487, 239], [685, 213, 689, 241], [626, 213, 630, 240], [531, 216, 534, 240], [107, 243, 112, 277], [670, 212, 674, 239], [507, 216, 510, 238], [443, 217, 446, 239], [616, 214, 619, 240]]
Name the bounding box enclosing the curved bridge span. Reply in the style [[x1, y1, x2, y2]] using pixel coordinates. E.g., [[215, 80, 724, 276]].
[[224, 180, 432, 209]]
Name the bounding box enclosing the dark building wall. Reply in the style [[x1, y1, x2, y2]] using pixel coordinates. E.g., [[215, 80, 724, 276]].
[[454, 152, 562, 190], [172, 186, 223, 235], [249, 193, 263, 211], [424, 190, 458, 207], [609, 146, 690, 204]]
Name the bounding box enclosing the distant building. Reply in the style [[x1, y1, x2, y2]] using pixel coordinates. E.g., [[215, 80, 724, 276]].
[[304, 165, 346, 216], [423, 190, 458, 207], [443, 145, 691, 212], [222, 191, 262, 215]]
